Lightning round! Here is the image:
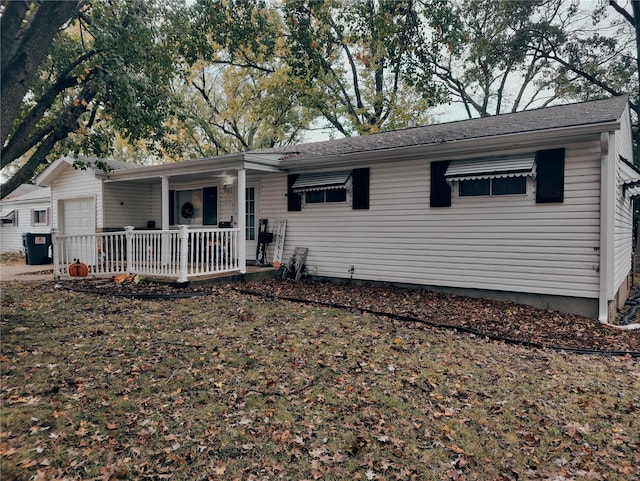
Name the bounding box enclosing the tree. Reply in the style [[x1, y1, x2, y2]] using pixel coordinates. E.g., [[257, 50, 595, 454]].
[[531, 0, 638, 159], [176, 0, 312, 155], [415, 0, 638, 158], [282, 0, 444, 136], [1, 1, 85, 145], [173, 64, 312, 156], [188, 0, 446, 138], [414, 0, 570, 118], [0, 0, 186, 199]]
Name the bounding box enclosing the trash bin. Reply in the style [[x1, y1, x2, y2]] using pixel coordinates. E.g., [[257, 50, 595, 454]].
[[22, 233, 53, 265]]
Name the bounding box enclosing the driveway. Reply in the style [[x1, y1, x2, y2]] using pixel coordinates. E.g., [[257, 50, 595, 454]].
[[0, 263, 54, 282]]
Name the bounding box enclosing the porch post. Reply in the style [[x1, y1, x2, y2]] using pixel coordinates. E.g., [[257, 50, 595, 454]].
[[51, 228, 60, 279], [161, 176, 170, 266], [177, 225, 189, 283], [124, 225, 134, 273], [237, 168, 246, 273], [161, 176, 170, 230]]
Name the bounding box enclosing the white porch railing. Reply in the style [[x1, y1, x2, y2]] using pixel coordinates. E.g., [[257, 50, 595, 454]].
[[52, 225, 241, 282]]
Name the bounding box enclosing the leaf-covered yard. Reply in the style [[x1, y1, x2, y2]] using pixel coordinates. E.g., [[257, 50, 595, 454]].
[[1, 280, 638, 480]]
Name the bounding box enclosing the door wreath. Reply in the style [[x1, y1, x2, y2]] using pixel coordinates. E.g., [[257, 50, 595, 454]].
[[181, 201, 194, 219]]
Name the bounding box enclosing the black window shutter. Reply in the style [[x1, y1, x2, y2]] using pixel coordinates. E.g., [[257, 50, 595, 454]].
[[202, 187, 218, 225], [352, 168, 370, 209], [536, 148, 565, 203], [287, 174, 302, 211], [169, 190, 175, 225], [430, 160, 451, 207]]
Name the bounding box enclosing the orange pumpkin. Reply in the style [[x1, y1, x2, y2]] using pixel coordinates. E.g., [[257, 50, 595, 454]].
[[69, 259, 89, 277]]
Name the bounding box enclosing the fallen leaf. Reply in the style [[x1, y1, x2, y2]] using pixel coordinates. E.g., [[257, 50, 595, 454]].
[[449, 444, 466, 454]]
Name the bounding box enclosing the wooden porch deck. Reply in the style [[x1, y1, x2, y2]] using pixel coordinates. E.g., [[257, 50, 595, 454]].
[[163, 265, 278, 286]]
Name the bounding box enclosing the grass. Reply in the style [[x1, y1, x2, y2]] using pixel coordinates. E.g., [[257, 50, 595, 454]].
[[1, 281, 638, 480], [0, 252, 24, 266]]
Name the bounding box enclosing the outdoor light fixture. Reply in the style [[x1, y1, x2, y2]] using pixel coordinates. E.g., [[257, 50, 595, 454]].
[[223, 175, 233, 193]]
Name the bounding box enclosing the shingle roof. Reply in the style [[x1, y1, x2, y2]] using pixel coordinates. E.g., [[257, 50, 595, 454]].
[[261, 96, 628, 160], [1, 184, 42, 200]]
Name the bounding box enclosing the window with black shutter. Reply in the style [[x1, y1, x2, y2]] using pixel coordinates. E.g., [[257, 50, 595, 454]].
[[535, 148, 565, 203], [287, 174, 302, 211], [202, 186, 218, 225], [430, 160, 451, 207], [352, 168, 370, 209]]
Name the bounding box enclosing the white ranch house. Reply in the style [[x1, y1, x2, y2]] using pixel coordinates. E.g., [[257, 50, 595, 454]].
[[36, 97, 638, 324]]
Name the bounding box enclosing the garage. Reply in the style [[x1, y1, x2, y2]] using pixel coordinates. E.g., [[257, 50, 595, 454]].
[[61, 197, 95, 235]]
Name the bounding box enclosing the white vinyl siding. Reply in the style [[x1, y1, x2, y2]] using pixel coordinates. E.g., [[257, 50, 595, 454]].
[[259, 140, 602, 300], [0, 196, 52, 253], [219, 182, 235, 225], [258, 173, 289, 263], [612, 109, 635, 295], [103, 183, 159, 229], [615, 105, 634, 165], [613, 171, 633, 294]]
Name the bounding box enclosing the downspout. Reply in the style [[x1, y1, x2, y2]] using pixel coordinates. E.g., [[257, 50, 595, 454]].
[[598, 131, 616, 323]]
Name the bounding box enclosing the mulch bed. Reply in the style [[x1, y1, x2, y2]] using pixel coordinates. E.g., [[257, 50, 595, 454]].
[[58, 277, 640, 355], [244, 279, 640, 354]]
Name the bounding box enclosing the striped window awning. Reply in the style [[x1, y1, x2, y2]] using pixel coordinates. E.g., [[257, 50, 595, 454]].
[[445, 154, 536, 182], [0, 210, 15, 221], [623, 181, 640, 198], [292, 171, 352, 193]]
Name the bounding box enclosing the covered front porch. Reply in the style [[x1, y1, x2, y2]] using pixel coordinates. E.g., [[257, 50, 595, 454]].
[[50, 152, 284, 282]]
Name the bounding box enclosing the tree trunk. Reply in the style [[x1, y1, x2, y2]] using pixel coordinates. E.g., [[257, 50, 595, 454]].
[[0, 85, 96, 199], [0, 0, 30, 72], [1, 1, 83, 146], [0, 128, 71, 199]]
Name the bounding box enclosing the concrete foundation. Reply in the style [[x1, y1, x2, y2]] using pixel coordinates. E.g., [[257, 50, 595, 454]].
[[609, 274, 632, 325], [312, 276, 599, 319]]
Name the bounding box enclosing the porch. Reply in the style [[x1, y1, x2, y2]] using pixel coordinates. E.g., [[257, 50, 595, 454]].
[[53, 225, 245, 283]]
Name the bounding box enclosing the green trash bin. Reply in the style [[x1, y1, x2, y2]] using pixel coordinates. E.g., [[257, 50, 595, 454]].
[[22, 233, 52, 265]]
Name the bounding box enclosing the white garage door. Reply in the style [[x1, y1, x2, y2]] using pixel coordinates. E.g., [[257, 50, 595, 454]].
[[62, 197, 95, 235], [60, 197, 96, 266]]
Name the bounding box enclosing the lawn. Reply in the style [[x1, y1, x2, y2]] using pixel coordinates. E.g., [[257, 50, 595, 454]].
[[1, 281, 638, 480]]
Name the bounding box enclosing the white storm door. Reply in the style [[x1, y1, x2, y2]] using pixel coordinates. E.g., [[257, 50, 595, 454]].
[[245, 186, 259, 260]]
